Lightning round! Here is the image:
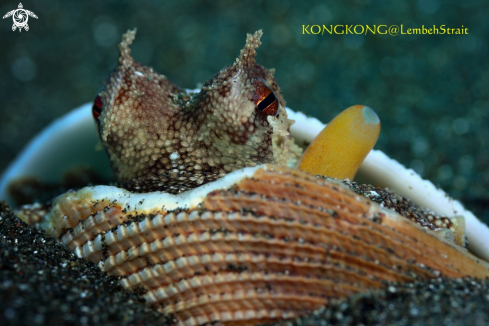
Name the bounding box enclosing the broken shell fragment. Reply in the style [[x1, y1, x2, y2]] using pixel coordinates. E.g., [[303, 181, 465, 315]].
[[18, 165, 489, 326]]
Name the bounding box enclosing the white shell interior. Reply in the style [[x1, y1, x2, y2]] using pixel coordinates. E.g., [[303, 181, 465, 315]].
[[0, 102, 114, 202], [86, 165, 264, 213], [1, 102, 488, 262]]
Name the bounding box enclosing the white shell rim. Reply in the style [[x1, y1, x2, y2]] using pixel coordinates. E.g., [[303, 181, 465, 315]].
[[1, 102, 488, 262]]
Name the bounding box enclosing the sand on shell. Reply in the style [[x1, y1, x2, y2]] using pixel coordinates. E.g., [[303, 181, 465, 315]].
[[1, 201, 489, 326]]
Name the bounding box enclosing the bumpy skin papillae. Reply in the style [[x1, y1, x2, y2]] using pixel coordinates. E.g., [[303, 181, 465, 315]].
[[98, 30, 301, 194], [10, 29, 489, 326], [22, 165, 489, 326]]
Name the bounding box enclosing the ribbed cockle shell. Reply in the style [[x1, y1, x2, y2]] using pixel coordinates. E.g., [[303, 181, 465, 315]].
[[19, 165, 489, 326]]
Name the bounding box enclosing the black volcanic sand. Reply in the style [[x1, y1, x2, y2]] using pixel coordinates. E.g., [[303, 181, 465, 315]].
[[1, 1, 489, 325], [0, 202, 174, 326], [271, 279, 489, 326], [1, 0, 489, 224], [1, 202, 489, 326]]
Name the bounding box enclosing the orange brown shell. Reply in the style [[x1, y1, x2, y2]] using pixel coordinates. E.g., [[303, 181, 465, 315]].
[[20, 165, 489, 326]]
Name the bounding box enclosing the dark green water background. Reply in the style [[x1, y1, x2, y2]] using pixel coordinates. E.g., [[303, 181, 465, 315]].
[[1, 0, 488, 223]]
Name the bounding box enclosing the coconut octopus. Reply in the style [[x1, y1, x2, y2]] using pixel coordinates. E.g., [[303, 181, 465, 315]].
[[4, 29, 489, 326]]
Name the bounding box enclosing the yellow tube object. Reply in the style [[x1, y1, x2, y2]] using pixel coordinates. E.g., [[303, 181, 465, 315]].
[[298, 105, 381, 180]]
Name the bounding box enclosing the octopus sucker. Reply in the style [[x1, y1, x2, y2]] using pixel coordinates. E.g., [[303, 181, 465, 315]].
[[2, 29, 489, 325]]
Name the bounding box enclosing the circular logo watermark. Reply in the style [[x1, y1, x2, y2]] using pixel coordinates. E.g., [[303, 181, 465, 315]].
[[2, 3, 38, 32]]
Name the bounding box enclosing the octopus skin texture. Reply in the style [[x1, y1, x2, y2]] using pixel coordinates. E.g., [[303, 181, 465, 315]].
[[9, 29, 489, 326]]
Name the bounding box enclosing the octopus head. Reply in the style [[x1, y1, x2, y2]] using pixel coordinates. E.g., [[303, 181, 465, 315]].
[[91, 29, 301, 194]]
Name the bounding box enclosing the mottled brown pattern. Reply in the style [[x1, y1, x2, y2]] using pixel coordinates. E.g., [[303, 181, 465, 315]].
[[96, 30, 302, 194]]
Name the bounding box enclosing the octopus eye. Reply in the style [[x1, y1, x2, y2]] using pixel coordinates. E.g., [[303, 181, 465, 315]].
[[92, 95, 103, 122], [253, 78, 279, 116]]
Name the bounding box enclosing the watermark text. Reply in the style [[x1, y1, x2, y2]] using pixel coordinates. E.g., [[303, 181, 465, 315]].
[[302, 25, 468, 36]]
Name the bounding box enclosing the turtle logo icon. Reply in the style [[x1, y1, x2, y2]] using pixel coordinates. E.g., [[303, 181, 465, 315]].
[[3, 3, 38, 32]]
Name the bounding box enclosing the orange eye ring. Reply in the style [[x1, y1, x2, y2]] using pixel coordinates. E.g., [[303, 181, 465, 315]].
[[92, 95, 103, 122], [253, 78, 279, 116]]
